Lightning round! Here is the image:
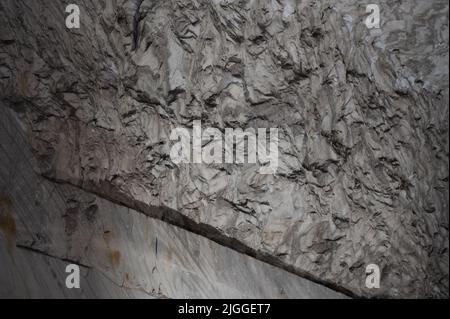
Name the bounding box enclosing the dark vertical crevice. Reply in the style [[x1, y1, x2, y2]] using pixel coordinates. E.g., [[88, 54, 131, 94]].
[[132, 0, 145, 51]]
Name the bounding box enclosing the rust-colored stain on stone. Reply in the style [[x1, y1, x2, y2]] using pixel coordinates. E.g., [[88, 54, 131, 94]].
[[108, 249, 121, 267], [0, 195, 16, 251]]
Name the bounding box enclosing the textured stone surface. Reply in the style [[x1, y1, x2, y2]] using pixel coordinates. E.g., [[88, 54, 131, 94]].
[[0, 107, 345, 298], [0, 240, 155, 299], [0, 0, 448, 297]]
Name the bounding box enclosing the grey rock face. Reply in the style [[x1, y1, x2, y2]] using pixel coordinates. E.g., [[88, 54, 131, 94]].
[[0, 107, 345, 298], [0, 0, 448, 297]]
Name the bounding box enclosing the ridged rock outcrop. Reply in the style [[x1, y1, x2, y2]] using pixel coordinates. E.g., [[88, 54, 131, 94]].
[[1, 0, 448, 297]]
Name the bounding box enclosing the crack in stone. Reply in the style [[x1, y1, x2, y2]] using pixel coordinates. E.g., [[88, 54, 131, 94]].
[[42, 175, 359, 298], [16, 244, 91, 269]]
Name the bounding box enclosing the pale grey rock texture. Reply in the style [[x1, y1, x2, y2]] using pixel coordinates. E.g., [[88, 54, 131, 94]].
[[0, 240, 157, 299], [0, 107, 345, 298], [0, 0, 448, 298]]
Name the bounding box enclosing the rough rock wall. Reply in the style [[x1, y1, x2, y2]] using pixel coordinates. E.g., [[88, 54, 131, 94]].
[[1, 107, 345, 298], [0, 0, 448, 298]]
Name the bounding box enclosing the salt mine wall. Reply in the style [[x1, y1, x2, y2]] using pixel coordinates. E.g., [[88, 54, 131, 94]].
[[0, 0, 448, 298]]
